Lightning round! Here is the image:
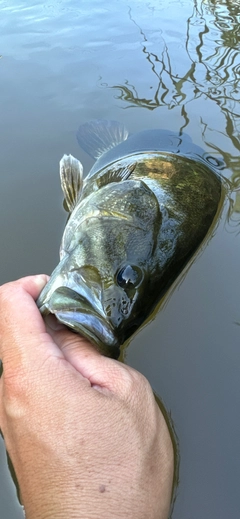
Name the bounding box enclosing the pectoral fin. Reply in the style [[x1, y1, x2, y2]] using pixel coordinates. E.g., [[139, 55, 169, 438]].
[[60, 154, 83, 213]]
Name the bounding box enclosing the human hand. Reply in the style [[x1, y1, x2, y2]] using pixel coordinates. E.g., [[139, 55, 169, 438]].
[[0, 276, 174, 519]]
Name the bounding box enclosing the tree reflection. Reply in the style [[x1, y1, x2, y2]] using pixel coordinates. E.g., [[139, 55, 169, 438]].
[[105, 0, 240, 223]]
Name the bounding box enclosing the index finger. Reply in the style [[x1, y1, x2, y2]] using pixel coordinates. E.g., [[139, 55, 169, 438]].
[[0, 275, 49, 363]]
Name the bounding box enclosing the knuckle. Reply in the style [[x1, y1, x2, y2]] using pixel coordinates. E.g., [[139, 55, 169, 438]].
[[129, 368, 151, 394], [119, 366, 152, 402], [3, 365, 29, 397], [0, 287, 10, 318], [0, 284, 23, 325], [0, 282, 15, 303], [2, 368, 32, 419]]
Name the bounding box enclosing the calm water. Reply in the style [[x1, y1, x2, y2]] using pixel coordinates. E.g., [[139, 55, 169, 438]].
[[0, 0, 240, 517]]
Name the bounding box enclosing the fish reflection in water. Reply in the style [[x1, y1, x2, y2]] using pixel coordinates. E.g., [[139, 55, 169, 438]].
[[37, 119, 222, 359]]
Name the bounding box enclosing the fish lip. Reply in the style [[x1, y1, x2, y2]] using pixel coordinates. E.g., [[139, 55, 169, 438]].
[[43, 286, 121, 357], [54, 310, 120, 357]]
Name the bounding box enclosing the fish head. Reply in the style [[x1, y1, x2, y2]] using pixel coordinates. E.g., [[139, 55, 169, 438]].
[[37, 120, 223, 359], [37, 179, 162, 358]]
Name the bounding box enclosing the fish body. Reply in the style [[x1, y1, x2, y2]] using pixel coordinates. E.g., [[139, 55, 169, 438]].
[[37, 120, 222, 358]]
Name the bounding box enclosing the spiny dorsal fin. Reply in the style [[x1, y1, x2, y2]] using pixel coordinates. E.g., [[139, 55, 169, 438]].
[[60, 154, 83, 213], [96, 162, 136, 189], [76, 119, 129, 160]]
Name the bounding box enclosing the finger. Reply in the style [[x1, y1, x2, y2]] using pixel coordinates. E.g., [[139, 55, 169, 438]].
[[45, 316, 105, 368], [0, 275, 62, 367], [46, 319, 144, 398], [0, 274, 49, 301], [0, 275, 49, 342]]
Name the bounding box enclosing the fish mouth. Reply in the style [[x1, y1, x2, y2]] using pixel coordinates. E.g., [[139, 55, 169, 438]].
[[38, 286, 121, 359]]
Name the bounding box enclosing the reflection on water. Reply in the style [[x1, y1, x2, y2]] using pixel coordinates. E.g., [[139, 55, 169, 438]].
[[0, 0, 240, 518], [107, 0, 240, 221]]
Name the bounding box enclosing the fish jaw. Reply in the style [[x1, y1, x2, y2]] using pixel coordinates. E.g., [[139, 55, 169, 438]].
[[37, 275, 121, 359]]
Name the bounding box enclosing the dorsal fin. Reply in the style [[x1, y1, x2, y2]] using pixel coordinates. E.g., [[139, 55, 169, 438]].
[[60, 154, 83, 213], [76, 119, 129, 160]]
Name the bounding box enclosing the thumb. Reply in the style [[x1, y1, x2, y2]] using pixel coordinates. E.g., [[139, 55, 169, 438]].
[[45, 317, 140, 398]]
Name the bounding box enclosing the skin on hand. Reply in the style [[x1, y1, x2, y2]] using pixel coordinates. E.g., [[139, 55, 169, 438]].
[[0, 275, 174, 519]]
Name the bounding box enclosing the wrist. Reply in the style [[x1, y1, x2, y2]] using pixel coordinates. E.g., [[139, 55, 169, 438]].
[[20, 458, 172, 519]]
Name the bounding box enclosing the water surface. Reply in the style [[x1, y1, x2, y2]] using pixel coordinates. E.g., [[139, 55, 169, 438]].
[[0, 1, 239, 517]]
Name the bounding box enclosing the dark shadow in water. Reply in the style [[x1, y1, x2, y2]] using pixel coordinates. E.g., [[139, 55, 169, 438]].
[[6, 453, 21, 504], [154, 393, 180, 517], [102, 0, 240, 224]]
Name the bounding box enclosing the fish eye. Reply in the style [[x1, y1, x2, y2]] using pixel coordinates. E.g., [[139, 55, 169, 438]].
[[116, 265, 143, 290]]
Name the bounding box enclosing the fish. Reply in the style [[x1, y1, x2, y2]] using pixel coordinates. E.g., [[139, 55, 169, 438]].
[[37, 119, 222, 358]]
